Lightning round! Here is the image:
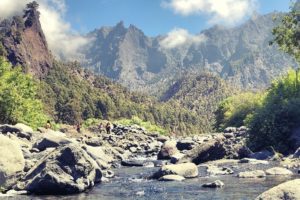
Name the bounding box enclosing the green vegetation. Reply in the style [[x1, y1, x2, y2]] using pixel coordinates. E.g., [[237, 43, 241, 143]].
[[248, 70, 300, 152], [115, 116, 167, 135], [215, 70, 300, 153], [0, 57, 48, 129], [214, 92, 264, 131], [161, 73, 237, 133], [38, 61, 204, 135], [271, 1, 300, 62]]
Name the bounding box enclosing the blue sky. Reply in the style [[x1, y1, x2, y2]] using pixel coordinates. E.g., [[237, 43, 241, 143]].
[[65, 0, 291, 36]]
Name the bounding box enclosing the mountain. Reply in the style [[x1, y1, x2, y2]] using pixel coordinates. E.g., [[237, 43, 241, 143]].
[[0, 2, 53, 79], [81, 13, 296, 95]]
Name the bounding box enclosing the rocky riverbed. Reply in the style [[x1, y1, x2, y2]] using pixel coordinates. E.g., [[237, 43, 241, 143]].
[[0, 123, 299, 199]]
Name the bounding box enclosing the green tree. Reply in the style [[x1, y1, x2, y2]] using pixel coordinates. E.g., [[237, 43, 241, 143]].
[[271, 1, 300, 61], [0, 57, 48, 128]]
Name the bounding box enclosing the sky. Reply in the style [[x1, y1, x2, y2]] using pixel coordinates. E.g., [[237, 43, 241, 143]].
[[0, 0, 292, 58], [64, 0, 291, 36]]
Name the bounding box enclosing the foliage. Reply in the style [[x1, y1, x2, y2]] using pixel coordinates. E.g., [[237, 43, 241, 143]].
[[38, 61, 204, 135], [0, 57, 48, 129], [115, 116, 167, 135], [161, 73, 237, 133], [214, 92, 264, 131], [248, 69, 300, 153], [271, 1, 300, 62]]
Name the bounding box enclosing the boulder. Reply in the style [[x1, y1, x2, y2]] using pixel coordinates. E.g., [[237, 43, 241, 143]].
[[202, 180, 224, 188], [238, 170, 266, 178], [182, 138, 226, 164], [16, 144, 101, 195], [83, 146, 113, 170], [33, 135, 73, 151], [157, 140, 179, 160], [265, 167, 293, 175], [14, 123, 33, 134], [255, 179, 300, 200], [0, 124, 32, 140], [85, 137, 102, 147], [0, 135, 25, 188], [239, 158, 269, 165], [121, 160, 144, 167], [170, 153, 185, 164], [159, 175, 185, 181], [206, 165, 234, 176], [152, 163, 198, 179], [249, 150, 274, 160]]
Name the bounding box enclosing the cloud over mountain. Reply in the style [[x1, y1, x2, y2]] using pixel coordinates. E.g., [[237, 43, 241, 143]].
[[0, 0, 91, 60], [160, 28, 206, 49]]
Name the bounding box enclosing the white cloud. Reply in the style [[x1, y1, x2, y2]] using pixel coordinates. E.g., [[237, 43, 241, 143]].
[[0, 0, 91, 60], [160, 28, 206, 49], [162, 0, 257, 25]]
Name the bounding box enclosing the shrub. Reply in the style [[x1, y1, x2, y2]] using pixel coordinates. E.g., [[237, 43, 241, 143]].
[[0, 57, 48, 129], [115, 116, 167, 135], [214, 92, 264, 131], [248, 69, 300, 153]]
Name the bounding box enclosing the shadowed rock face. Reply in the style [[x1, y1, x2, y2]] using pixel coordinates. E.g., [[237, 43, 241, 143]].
[[0, 3, 53, 79], [17, 144, 101, 195]]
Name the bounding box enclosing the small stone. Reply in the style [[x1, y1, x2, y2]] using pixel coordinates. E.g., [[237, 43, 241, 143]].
[[136, 191, 145, 196], [238, 170, 266, 178], [129, 147, 137, 153], [202, 180, 224, 188], [265, 167, 293, 175], [159, 175, 185, 181]]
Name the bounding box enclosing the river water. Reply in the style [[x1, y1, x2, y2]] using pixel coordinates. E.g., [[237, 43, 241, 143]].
[[15, 165, 299, 200]]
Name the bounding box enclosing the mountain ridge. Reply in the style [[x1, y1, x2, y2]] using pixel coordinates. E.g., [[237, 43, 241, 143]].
[[80, 12, 297, 95]]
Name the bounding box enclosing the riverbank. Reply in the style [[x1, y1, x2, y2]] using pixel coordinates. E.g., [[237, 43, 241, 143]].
[[0, 123, 299, 199]]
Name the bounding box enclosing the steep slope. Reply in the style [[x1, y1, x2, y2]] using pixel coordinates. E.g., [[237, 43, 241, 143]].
[[81, 13, 296, 95], [161, 73, 237, 132], [0, 2, 53, 78]]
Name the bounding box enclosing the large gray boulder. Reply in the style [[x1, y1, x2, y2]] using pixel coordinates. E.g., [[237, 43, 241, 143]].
[[0, 135, 25, 188], [181, 138, 226, 164], [16, 144, 101, 195], [83, 146, 113, 169], [152, 163, 198, 179], [157, 140, 179, 160], [255, 179, 300, 200]]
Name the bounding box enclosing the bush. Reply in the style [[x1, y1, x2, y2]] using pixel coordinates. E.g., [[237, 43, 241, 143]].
[[0, 57, 48, 129], [214, 92, 263, 131], [115, 116, 167, 135], [248, 69, 300, 153]]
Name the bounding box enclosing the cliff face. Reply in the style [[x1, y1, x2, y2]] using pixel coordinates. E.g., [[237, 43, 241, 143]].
[[81, 13, 297, 95], [0, 2, 53, 78]]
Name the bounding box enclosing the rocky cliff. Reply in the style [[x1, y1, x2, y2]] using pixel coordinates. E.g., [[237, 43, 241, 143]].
[[0, 2, 53, 79], [81, 13, 297, 95]]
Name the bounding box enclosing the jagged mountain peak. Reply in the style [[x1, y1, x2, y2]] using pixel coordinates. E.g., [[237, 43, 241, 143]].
[[0, 1, 53, 78]]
